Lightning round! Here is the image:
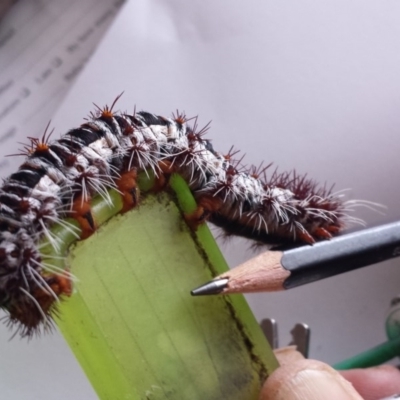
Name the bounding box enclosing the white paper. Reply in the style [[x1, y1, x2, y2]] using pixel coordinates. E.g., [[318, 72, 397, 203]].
[[0, 1, 124, 399], [0, 0, 125, 175]]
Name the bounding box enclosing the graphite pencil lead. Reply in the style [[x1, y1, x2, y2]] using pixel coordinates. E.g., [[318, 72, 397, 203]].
[[191, 278, 229, 296]]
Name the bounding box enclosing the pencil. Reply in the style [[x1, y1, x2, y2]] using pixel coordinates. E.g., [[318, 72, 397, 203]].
[[191, 221, 400, 295]]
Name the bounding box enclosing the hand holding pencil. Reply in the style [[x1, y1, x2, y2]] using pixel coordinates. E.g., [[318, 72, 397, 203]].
[[259, 347, 400, 400]]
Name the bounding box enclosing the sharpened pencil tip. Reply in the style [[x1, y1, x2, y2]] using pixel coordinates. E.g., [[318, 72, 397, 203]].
[[191, 278, 229, 296]]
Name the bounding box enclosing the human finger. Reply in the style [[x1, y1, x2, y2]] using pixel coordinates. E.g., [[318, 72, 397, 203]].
[[340, 365, 400, 400], [260, 355, 363, 400]]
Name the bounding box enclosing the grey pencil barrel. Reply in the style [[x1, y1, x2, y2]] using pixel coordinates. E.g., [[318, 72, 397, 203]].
[[282, 221, 400, 289]]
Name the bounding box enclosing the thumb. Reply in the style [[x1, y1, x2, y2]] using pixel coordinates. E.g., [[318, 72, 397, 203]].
[[260, 356, 363, 400]]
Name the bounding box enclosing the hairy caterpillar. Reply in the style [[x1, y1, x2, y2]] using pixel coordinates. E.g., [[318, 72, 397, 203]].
[[0, 96, 371, 336]]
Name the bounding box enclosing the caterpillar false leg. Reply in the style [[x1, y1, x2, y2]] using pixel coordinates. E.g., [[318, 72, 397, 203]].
[[70, 197, 96, 239], [116, 169, 140, 213]]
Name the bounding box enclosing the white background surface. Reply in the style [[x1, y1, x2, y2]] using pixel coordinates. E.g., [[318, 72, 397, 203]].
[[2, 1, 400, 398]]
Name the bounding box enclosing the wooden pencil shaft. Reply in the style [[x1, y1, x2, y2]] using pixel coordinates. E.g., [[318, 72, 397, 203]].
[[219, 251, 288, 293], [282, 221, 400, 289]]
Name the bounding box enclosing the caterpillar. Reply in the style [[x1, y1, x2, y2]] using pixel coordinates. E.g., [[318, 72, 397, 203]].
[[0, 96, 372, 336]]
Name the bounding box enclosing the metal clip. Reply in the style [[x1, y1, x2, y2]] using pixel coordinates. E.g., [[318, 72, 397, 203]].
[[260, 318, 310, 358]]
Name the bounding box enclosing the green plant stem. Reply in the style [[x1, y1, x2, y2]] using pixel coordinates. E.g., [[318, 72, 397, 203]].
[[39, 171, 278, 399]]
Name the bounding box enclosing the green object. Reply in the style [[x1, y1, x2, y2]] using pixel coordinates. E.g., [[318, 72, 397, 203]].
[[334, 336, 400, 370], [47, 173, 278, 399]]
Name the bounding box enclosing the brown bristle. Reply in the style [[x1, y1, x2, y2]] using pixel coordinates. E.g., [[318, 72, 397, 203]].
[[35, 143, 50, 152], [101, 110, 114, 118], [91, 92, 124, 120], [248, 162, 273, 180], [172, 110, 187, 125], [123, 124, 134, 135], [64, 153, 78, 167], [223, 146, 241, 162], [17, 199, 31, 214]]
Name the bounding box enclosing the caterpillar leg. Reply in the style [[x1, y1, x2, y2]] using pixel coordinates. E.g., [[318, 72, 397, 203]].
[[150, 160, 174, 192], [70, 197, 96, 239], [313, 227, 333, 240], [324, 225, 341, 235], [185, 195, 223, 230], [34, 272, 73, 313], [116, 169, 140, 213]]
